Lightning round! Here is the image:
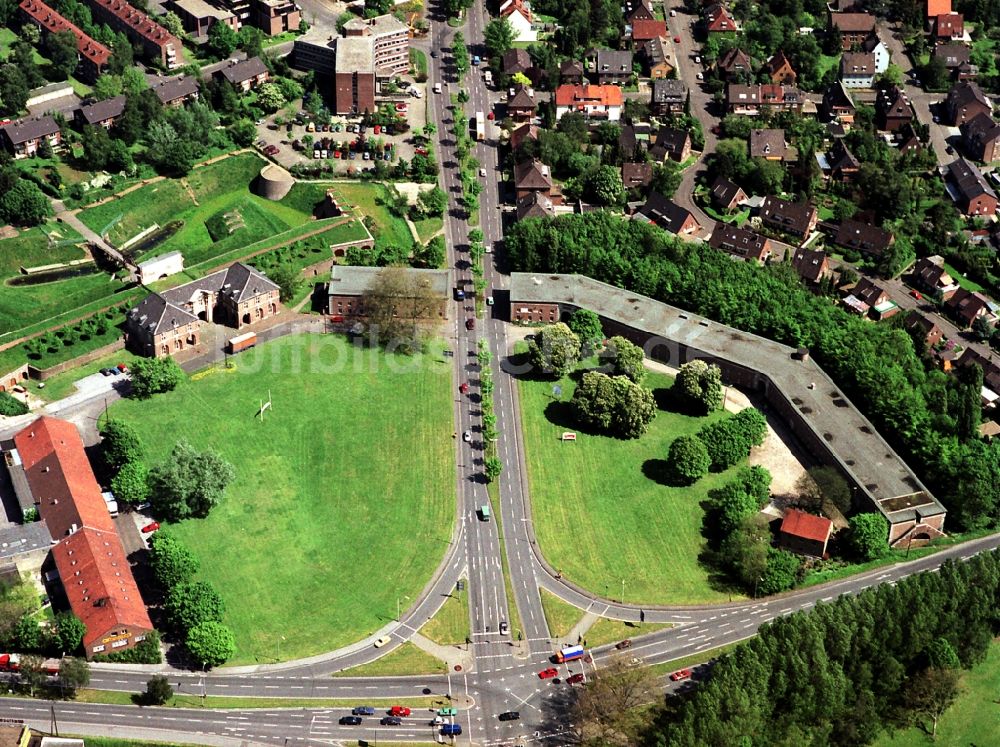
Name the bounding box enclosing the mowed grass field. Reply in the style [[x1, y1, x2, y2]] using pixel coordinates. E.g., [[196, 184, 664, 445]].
[[109, 335, 455, 664], [517, 365, 743, 605], [875, 640, 1000, 746]]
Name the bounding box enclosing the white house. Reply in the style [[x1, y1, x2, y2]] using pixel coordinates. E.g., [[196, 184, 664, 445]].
[[861, 34, 890, 75], [840, 52, 876, 88], [499, 0, 537, 42], [554, 84, 623, 121]]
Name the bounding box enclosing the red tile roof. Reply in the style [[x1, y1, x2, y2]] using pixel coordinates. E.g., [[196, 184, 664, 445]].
[[781, 509, 833, 544], [51, 528, 152, 651], [554, 84, 623, 108], [19, 0, 111, 68], [926, 0, 951, 17], [84, 0, 180, 48], [632, 19, 667, 41], [14, 416, 115, 539]]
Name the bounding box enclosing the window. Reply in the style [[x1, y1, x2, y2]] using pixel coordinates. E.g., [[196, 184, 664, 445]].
[[93, 644, 105, 653], [112, 639, 128, 648]]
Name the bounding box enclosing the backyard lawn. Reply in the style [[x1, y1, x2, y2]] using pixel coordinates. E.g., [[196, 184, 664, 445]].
[[108, 334, 455, 664], [517, 364, 744, 605]]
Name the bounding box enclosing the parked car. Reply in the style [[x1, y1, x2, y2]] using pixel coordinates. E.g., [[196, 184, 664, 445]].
[[374, 635, 391, 647], [415, 147, 429, 156], [669, 668, 692, 681], [463, 430, 472, 442], [100, 368, 113, 376], [910, 289, 923, 300], [538, 667, 559, 679], [479, 167, 487, 177], [498, 711, 520, 721], [381, 716, 402, 725], [353, 706, 375, 716], [615, 639, 633, 650], [441, 724, 462, 736], [340, 716, 362, 725], [499, 621, 508, 635], [141, 522, 160, 533], [673, 35, 681, 42], [567, 673, 585, 684]]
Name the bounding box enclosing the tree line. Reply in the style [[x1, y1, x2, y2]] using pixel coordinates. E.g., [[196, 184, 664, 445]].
[[504, 212, 1000, 532]]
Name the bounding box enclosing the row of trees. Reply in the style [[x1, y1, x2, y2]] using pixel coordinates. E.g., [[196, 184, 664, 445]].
[[149, 533, 235, 668], [478, 338, 503, 483], [648, 550, 1000, 745], [503, 212, 1000, 532], [666, 408, 767, 486]]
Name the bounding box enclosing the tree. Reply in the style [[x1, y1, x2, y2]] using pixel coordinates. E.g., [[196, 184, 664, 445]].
[[92, 74, 123, 101], [81, 124, 117, 171], [129, 357, 184, 399], [757, 548, 800, 595], [649, 161, 682, 198], [229, 117, 257, 146], [121, 67, 147, 96], [485, 456, 502, 482], [511, 71, 532, 86], [361, 266, 439, 353], [696, 408, 767, 471], [161, 10, 184, 37], [601, 335, 645, 384], [878, 62, 904, 87], [672, 360, 723, 415], [18, 654, 46, 696], [267, 264, 302, 303], [926, 638, 960, 670], [584, 165, 625, 206], [237, 26, 264, 58], [46, 30, 80, 80], [144, 674, 174, 705], [149, 441, 236, 521], [484, 17, 516, 58], [149, 532, 200, 590], [186, 621, 236, 668], [166, 580, 225, 633], [14, 614, 41, 651], [57, 657, 90, 696], [208, 20, 239, 57], [100, 420, 145, 470], [54, 612, 86, 655], [11, 40, 43, 88], [571, 371, 656, 438], [667, 435, 710, 485], [901, 667, 961, 739], [452, 32, 470, 77], [847, 512, 889, 560], [256, 81, 286, 112], [413, 235, 446, 268], [567, 309, 604, 353], [365, 0, 392, 15], [0, 65, 31, 114], [0, 391, 28, 416], [527, 323, 581, 378], [111, 460, 151, 505], [719, 512, 770, 589], [417, 186, 447, 217], [0, 181, 52, 226], [573, 655, 658, 744]]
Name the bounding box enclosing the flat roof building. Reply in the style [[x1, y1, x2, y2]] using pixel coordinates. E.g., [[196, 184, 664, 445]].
[[342, 13, 409, 75]]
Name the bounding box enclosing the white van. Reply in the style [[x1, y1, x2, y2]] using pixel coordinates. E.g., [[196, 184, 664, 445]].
[[433, 82, 442, 94]]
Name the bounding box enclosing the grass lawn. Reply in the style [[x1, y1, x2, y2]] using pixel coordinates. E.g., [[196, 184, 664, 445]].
[[413, 216, 443, 244], [34, 349, 144, 402], [67, 739, 201, 747], [108, 335, 454, 664], [817, 53, 841, 81], [420, 583, 470, 646], [410, 48, 428, 79], [330, 183, 413, 254], [72, 689, 438, 710], [874, 639, 1000, 746], [517, 364, 744, 605], [334, 642, 448, 676], [585, 618, 668, 649], [943, 261, 987, 294], [540, 588, 583, 639]]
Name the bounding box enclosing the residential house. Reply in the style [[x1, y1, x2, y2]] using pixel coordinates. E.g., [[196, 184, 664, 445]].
[[626, 0, 654, 22], [559, 59, 585, 85], [765, 50, 796, 85], [840, 52, 876, 88], [651, 78, 688, 115], [622, 162, 653, 190], [709, 175, 747, 212], [958, 348, 1000, 397], [828, 138, 860, 180], [151, 74, 199, 107], [860, 33, 890, 74], [946, 286, 997, 328], [507, 84, 537, 122], [513, 159, 556, 202], [251, 0, 301, 36], [945, 156, 998, 216], [326, 266, 449, 320], [75, 95, 125, 129], [634, 192, 701, 235], [934, 12, 964, 41], [833, 219, 895, 258], [844, 276, 897, 319], [726, 84, 804, 115], [760, 195, 818, 240], [637, 35, 675, 79], [588, 50, 633, 85], [631, 18, 667, 47], [12, 417, 154, 658], [749, 128, 786, 159], [510, 122, 540, 151], [166, 0, 237, 38], [946, 81, 992, 126], [79, 0, 184, 68], [926, 0, 952, 24], [0, 117, 61, 158], [717, 47, 752, 81], [704, 3, 737, 33], [516, 191, 555, 220], [896, 122, 923, 153], [19, 0, 112, 82], [876, 85, 914, 131], [342, 14, 409, 75], [823, 81, 856, 124], [912, 255, 960, 299], [904, 312, 944, 349], [791, 247, 832, 284], [213, 56, 269, 91], [934, 42, 971, 76], [499, 0, 536, 42], [554, 84, 623, 121], [709, 223, 772, 262], [618, 124, 643, 160], [779, 509, 833, 558], [829, 12, 876, 50], [961, 113, 1000, 163], [502, 48, 531, 76], [649, 127, 691, 162]]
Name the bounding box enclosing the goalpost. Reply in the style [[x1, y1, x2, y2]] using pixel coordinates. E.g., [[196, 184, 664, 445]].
[[257, 390, 273, 422]]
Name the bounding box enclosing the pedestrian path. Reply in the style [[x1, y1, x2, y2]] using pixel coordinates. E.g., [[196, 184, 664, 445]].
[[560, 611, 599, 650], [408, 631, 474, 672]]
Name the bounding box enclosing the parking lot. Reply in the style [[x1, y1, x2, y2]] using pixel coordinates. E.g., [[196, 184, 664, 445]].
[[255, 81, 429, 172]]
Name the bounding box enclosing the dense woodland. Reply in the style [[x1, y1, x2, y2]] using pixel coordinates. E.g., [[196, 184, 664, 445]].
[[506, 213, 999, 530]]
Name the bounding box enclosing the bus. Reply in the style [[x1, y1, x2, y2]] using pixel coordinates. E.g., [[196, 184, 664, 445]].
[[555, 645, 586, 663], [474, 112, 485, 142]]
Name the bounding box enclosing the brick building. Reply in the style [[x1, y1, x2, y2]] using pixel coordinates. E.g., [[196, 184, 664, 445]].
[[76, 95, 126, 129], [79, 0, 184, 68], [166, 0, 238, 38], [19, 0, 112, 83], [251, 0, 300, 34], [326, 266, 449, 320], [0, 117, 62, 158], [213, 56, 269, 91], [334, 37, 375, 114], [779, 509, 833, 557]]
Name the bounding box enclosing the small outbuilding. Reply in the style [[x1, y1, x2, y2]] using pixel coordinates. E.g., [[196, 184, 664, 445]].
[[779, 508, 833, 558]]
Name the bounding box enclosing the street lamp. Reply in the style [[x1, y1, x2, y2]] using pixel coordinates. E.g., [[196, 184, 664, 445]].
[[621, 579, 626, 605]]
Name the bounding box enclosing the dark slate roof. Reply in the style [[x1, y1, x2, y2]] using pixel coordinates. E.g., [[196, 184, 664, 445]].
[[516, 191, 555, 220], [651, 78, 687, 105], [760, 195, 816, 236], [935, 42, 970, 68], [709, 175, 745, 207], [749, 128, 785, 158], [78, 95, 126, 125], [852, 276, 888, 306], [823, 81, 855, 111], [507, 84, 536, 108], [877, 86, 913, 121], [709, 223, 770, 261], [791, 248, 829, 283], [636, 192, 696, 234], [127, 292, 198, 335], [947, 81, 991, 116], [718, 47, 751, 73], [502, 48, 531, 74], [151, 74, 200, 104], [595, 49, 633, 75], [1, 116, 60, 145], [216, 56, 268, 84], [560, 59, 585, 78], [961, 112, 1000, 147], [834, 219, 894, 256], [946, 156, 997, 202], [829, 139, 860, 172], [513, 159, 553, 190], [621, 161, 653, 189], [649, 127, 689, 160]]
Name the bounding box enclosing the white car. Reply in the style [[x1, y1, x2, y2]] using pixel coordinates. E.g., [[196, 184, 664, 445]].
[[696, 72, 704, 81], [374, 636, 391, 648], [463, 430, 472, 443], [479, 168, 487, 177]]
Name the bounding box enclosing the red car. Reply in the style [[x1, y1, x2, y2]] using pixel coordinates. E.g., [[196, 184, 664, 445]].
[[910, 289, 923, 300], [487, 111, 495, 120], [415, 147, 429, 156], [389, 706, 411, 717], [141, 522, 160, 533], [673, 35, 681, 42], [538, 667, 558, 679], [459, 382, 470, 394], [669, 669, 692, 682], [615, 639, 632, 650], [566, 673, 585, 685]]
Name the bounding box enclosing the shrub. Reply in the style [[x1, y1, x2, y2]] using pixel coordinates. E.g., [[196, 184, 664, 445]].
[[697, 408, 768, 471], [667, 435, 710, 485], [0, 392, 29, 416]]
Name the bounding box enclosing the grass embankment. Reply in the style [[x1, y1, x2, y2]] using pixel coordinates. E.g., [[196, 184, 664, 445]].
[[333, 642, 448, 677], [420, 582, 470, 646], [109, 335, 454, 664], [540, 588, 583, 639], [517, 364, 744, 605], [73, 689, 438, 710]]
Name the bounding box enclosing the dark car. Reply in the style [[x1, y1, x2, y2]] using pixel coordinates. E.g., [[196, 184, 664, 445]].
[[465, 318, 475, 330], [100, 368, 113, 376], [380, 716, 402, 725], [352, 706, 375, 716], [615, 639, 633, 650], [340, 716, 363, 725], [498, 711, 520, 721], [567, 673, 585, 684]]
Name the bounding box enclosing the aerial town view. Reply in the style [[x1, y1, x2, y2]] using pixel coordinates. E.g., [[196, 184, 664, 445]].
[[2, 0, 1000, 743]]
